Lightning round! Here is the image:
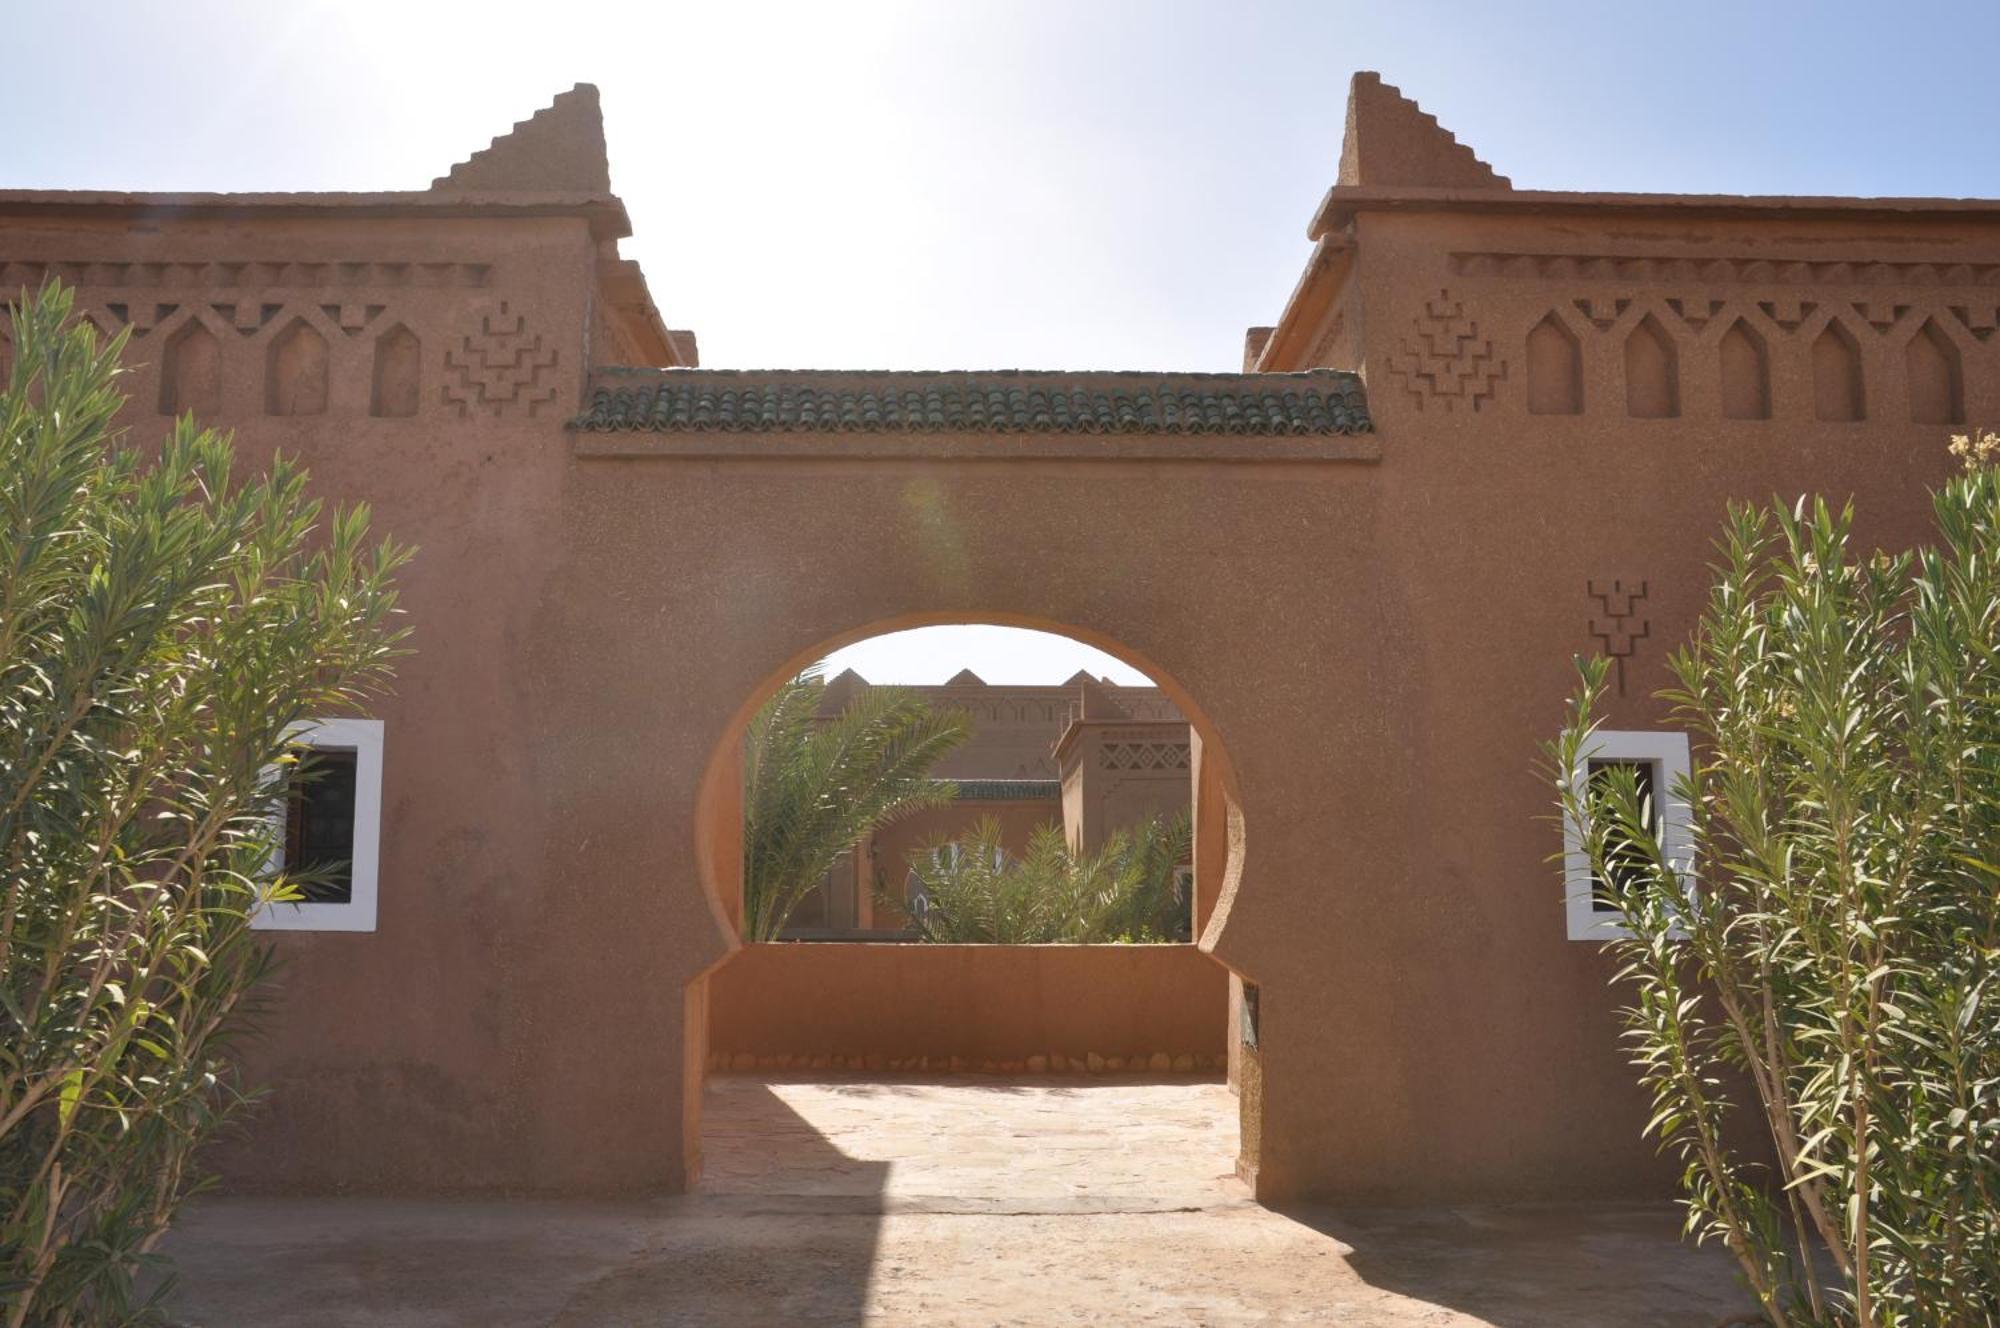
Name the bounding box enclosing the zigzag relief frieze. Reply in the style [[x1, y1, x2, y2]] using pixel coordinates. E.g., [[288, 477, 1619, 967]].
[[1565, 294, 2000, 341], [0, 259, 491, 291], [1449, 252, 2000, 288], [68, 299, 404, 342]]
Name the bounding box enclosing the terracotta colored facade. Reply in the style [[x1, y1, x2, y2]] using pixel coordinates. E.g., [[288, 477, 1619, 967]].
[[1, 73, 1983, 1203], [708, 943, 1227, 1073]]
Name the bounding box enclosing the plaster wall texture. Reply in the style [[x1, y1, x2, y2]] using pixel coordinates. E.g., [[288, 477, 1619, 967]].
[[1238, 198, 1971, 1199], [2, 73, 1987, 1205], [0, 206, 648, 1192], [706, 944, 1228, 1070]]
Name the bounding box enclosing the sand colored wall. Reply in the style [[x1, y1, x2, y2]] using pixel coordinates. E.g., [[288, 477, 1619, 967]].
[[708, 943, 1227, 1071]]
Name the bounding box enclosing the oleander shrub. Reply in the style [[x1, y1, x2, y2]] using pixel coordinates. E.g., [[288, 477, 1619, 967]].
[[1554, 446, 2000, 1326], [0, 284, 408, 1326]]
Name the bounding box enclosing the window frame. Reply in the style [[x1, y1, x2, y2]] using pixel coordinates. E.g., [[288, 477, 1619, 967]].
[[252, 717, 384, 933], [1562, 729, 1692, 942]]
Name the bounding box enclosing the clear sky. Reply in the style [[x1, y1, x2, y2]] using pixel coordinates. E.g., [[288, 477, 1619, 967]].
[[819, 626, 1150, 686], [11, 0, 1996, 682]]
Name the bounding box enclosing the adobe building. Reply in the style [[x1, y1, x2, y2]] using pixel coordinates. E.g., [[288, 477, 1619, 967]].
[[0, 73, 1981, 1202], [787, 670, 1192, 937]]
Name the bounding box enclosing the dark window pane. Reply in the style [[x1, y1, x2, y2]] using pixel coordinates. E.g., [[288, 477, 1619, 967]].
[[1586, 758, 1659, 913], [286, 747, 359, 904]]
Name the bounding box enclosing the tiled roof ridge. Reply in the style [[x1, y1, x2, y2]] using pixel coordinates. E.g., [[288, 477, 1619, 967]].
[[588, 366, 1356, 380], [573, 368, 1371, 436], [943, 778, 1063, 800]]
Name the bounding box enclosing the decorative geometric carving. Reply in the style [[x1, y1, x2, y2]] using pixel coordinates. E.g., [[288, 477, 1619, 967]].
[[443, 301, 558, 419], [371, 324, 422, 419], [0, 260, 490, 290], [1526, 313, 1581, 415], [1905, 318, 1964, 425], [1384, 290, 1505, 413], [213, 302, 283, 336], [1518, 294, 1972, 425], [1856, 301, 1911, 332], [322, 303, 389, 337], [1452, 252, 2000, 287], [159, 320, 220, 417], [1813, 321, 1866, 422], [1098, 742, 1191, 772], [1665, 297, 1724, 334], [1719, 319, 1770, 420], [1573, 297, 1630, 331], [1758, 299, 1818, 332], [1947, 304, 2000, 342], [1588, 579, 1651, 696], [102, 302, 180, 336], [265, 318, 328, 417], [1624, 315, 1680, 419], [1463, 252, 2000, 421]]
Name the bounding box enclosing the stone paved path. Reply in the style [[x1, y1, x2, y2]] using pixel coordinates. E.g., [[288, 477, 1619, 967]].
[[164, 1074, 1752, 1325]]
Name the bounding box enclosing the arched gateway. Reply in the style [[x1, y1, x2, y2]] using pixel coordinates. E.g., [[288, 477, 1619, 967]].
[[3, 74, 1980, 1203]]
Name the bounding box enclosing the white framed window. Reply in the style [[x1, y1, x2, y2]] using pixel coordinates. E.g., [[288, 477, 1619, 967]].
[[1562, 729, 1692, 941], [252, 717, 383, 933]]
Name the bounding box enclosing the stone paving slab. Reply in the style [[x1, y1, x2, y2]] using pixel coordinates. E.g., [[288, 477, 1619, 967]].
[[162, 1074, 1754, 1325]]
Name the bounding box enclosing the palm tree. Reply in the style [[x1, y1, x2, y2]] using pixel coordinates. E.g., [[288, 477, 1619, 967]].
[[742, 668, 971, 940]]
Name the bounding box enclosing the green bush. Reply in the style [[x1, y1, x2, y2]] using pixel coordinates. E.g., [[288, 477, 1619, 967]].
[[1554, 455, 2000, 1325], [743, 669, 970, 941], [0, 285, 408, 1326], [898, 813, 1192, 944]]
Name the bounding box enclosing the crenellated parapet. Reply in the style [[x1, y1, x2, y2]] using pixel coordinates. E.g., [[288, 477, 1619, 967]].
[[0, 85, 679, 444], [1255, 71, 2000, 438]]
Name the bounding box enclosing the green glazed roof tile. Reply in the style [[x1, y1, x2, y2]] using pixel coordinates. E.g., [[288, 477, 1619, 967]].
[[944, 779, 1063, 801], [572, 369, 1371, 436]]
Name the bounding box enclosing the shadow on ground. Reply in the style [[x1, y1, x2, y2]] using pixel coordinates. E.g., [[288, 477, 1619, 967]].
[[1275, 1203, 1750, 1328], [164, 1074, 1752, 1326]]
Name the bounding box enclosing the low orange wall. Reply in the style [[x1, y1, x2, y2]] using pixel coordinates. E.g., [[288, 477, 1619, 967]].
[[707, 942, 1228, 1074]]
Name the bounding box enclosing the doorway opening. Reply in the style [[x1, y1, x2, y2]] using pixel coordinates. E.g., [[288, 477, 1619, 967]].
[[688, 620, 1255, 1201]]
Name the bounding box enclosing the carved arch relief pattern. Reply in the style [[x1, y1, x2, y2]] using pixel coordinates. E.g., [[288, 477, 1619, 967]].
[[0, 259, 558, 422], [1515, 293, 1978, 425], [1441, 251, 1999, 424], [130, 302, 430, 420], [0, 295, 544, 423]]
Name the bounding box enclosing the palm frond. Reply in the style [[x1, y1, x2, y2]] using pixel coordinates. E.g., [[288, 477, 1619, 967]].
[[743, 672, 971, 939]]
